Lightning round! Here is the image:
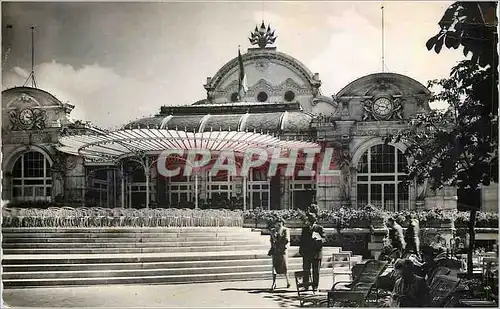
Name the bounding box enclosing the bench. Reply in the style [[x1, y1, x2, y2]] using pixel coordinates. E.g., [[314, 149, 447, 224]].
[[327, 260, 388, 307]]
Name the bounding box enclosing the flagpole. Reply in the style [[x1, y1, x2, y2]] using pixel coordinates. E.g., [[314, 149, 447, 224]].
[[237, 45, 248, 102], [381, 5, 385, 73]]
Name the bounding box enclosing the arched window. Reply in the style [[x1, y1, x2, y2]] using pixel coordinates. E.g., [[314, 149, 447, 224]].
[[12, 151, 52, 201], [356, 144, 409, 211]]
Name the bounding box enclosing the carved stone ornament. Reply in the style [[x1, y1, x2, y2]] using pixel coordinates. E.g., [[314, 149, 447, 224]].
[[255, 59, 270, 72], [249, 21, 277, 48], [66, 156, 77, 170], [218, 78, 311, 99], [338, 148, 354, 201], [9, 108, 47, 131], [361, 97, 404, 121]]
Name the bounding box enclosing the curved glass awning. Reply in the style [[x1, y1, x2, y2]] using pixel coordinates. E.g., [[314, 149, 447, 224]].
[[57, 128, 319, 161]]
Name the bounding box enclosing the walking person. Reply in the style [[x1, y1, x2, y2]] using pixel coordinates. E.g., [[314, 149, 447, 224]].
[[403, 214, 420, 257], [299, 213, 326, 292], [268, 217, 291, 290], [386, 218, 406, 259]]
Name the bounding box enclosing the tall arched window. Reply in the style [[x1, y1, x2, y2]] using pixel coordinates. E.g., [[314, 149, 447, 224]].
[[12, 151, 52, 201], [356, 144, 409, 211]]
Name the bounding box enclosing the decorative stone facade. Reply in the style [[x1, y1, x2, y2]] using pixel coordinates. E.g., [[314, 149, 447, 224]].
[[1, 25, 497, 213]]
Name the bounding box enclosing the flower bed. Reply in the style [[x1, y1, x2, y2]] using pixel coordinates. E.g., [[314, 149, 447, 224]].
[[2, 207, 244, 228], [243, 207, 498, 230]]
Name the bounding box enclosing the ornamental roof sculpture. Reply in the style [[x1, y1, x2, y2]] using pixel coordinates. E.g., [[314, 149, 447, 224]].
[[249, 21, 277, 48]]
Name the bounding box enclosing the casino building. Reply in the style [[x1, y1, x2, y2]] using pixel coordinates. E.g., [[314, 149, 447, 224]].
[[2, 23, 497, 212]]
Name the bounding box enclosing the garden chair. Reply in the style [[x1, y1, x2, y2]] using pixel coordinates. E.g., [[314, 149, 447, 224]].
[[294, 271, 328, 307], [428, 274, 461, 307], [331, 252, 354, 283], [327, 260, 388, 307], [428, 266, 452, 286]]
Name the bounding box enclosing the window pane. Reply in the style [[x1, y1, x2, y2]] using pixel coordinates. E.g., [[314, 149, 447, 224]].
[[45, 186, 52, 197], [25, 179, 45, 185], [357, 152, 368, 173], [398, 182, 409, 210], [13, 159, 23, 177], [371, 144, 395, 173], [252, 192, 261, 208], [180, 193, 188, 202], [372, 175, 396, 181], [384, 184, 396, 212], [357, 184, 369, 208], [371, 184, 382, 208], [398, 150, 408, 173], [13, 187, 22, 197], [35, 187, 45, 197], [357, 176, 368, 181], [24, 187, 33, 197]]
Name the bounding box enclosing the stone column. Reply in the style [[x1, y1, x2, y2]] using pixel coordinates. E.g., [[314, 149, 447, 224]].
[[199, 170, 208, 201], [281, 176, 289, 209]]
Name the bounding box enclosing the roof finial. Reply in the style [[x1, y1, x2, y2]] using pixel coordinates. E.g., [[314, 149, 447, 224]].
[[249, 21, 277, 48]]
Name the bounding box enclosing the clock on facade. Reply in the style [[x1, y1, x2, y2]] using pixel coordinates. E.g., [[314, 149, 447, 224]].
[[19, 108, 34, 126], [372, 97, 393, 118]]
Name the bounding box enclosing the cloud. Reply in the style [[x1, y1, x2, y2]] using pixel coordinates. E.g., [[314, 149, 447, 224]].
[[2, 61, 162, 129]]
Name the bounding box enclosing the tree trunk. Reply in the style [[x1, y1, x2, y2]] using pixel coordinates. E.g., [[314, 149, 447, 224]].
[[467, 209, 477, 278]]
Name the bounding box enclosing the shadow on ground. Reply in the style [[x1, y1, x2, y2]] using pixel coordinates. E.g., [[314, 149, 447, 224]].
[[221, 287, 313, 308]]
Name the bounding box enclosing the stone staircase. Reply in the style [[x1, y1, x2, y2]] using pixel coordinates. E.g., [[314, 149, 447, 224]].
[[1, 227, 362, 288]]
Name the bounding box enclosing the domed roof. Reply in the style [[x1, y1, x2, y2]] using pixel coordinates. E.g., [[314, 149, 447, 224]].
[[124, 102, 313, 133], [2, 86, 73, 110]]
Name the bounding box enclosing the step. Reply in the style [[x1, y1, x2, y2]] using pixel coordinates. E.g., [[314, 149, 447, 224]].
[[3, 261, 333, 279], [1, 247, 341, 261], [2, 235, 267, 243], [1, 227, 251, 233], [2, 268, 335, 288], [1, 232, 258, 239], [1, 244, 271, 255], [2, 240, 267, 249], [2, 255, 344, 272], [2, 258, 274, 272]]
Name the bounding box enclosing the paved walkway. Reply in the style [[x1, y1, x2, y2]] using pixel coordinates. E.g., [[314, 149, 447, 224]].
[[3, 277, 337, 308]]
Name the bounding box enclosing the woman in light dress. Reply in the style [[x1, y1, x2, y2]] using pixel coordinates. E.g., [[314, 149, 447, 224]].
[[269, 217, 291, 290]]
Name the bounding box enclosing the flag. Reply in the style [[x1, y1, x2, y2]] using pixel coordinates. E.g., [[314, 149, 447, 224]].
[[238, 48, 248, 100]]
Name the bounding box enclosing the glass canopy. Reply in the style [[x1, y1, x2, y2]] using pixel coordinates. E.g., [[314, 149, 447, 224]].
[[57, 128, 319, 161]]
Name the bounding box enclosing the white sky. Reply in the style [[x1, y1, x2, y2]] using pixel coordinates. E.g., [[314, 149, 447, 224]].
[[2, 1, 464, 128]]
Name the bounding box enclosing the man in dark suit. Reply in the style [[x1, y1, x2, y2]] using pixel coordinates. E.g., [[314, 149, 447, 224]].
[[299, 212, 326, 291]]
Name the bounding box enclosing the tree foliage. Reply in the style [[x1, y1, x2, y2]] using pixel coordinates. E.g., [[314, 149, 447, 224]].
[[426, 2, 497, 67], [388, 2, 498, 193]]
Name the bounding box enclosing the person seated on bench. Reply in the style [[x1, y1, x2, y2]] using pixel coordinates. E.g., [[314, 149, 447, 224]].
[[390, 259, 430, 307], [420, 245, 448, 284]]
